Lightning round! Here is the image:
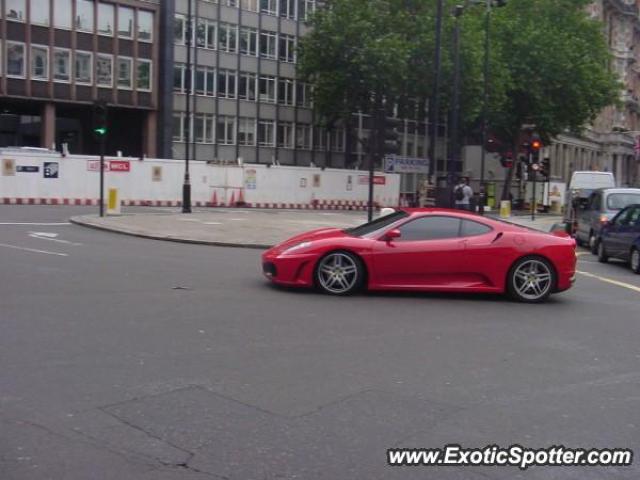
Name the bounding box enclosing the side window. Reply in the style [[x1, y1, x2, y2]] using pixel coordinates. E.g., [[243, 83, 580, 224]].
[[629, 208, 640, 227], [398, 216, 461, 241], [615, 209, 632, 226], [460, 219, 492, 237]]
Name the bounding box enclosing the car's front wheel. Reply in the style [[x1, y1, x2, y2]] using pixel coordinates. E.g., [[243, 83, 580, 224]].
[[589, 232, 598, 254], [631, 248, 640, 274], [597, 241, 609, 263], [507, 256, 556, 303], [315, 251, 364, 295]]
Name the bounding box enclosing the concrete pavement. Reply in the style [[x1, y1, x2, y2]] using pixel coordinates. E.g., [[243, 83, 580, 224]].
[[70, 207, 564, 248]]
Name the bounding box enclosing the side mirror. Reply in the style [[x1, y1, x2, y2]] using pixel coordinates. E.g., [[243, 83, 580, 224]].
[[384, 229, 401, 241], [549, 223, 570, 238]]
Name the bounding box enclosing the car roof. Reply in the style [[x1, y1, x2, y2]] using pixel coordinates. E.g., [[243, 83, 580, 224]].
[[593, 187, 640, 194]]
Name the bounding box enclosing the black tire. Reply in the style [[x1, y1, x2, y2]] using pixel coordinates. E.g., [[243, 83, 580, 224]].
[[589, 232, 598, 254], [575, 235, 584, 247], [597, 241, 608, 263], [630, 248, 640, 274], [314, 251, 365, 296], [507, 256, 556, 304]]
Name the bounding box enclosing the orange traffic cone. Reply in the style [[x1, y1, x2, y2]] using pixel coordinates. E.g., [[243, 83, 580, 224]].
[[211, 190, 218, 206], [230, 190, 236, 206], [237, 189, 245, 206]]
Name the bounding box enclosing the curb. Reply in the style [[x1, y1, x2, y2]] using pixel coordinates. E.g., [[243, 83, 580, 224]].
[[69, 216, 273, 250]]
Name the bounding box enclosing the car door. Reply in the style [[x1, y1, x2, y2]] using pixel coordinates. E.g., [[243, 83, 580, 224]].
[[577, 192, 596, 242], [618, 207, 640, 260], [606, 208, 634, 258], [370, 215, 467, 288]]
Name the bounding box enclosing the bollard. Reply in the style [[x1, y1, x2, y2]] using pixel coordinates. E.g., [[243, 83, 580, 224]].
[[499, 200, 511, 219], [107, 188, 121, 215]]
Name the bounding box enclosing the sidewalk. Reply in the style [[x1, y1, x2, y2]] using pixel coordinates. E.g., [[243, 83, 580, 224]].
[[70, 208, 564, 249]]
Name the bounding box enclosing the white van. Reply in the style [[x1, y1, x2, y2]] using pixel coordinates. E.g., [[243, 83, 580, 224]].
[[568, 171, 616, 190]]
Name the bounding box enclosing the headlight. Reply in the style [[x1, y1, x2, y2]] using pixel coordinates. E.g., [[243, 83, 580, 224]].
[[282, 241, 312, 254]]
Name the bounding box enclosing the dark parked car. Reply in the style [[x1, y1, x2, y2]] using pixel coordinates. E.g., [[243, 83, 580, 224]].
[[597, 204, 640, 274], [576, 188, 640, 253]]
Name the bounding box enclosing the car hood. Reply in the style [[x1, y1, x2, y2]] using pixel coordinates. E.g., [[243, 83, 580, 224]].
[[269, 228, 349, 254]]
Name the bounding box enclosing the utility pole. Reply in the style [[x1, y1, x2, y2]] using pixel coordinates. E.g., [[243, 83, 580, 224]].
[[92, 100, 108, 218], [450, 5, 464, 199], [182, 0, 193, 213]]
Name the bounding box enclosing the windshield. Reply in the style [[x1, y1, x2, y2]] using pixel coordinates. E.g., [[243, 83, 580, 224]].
[[344, 210, 409, 237], [606, 193, 640, 211]]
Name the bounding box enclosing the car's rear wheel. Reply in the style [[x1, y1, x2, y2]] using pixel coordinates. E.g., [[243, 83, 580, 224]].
[[507, 256, 555, 303], [631, 248, 640, 274], [315, 251, 364, 295], [597, 241, 608, 263]]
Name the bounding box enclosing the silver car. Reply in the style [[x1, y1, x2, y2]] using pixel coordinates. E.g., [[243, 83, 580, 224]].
[[576, 188, 640, 252]]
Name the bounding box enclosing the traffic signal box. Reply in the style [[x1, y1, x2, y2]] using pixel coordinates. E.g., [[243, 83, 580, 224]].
[[92, 101, 108, 139]]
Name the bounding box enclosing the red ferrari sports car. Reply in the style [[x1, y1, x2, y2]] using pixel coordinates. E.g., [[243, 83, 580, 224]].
[[262, 208, 577, 302]]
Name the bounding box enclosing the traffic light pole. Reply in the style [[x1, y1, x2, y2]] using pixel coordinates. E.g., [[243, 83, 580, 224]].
[[182, 0, 193, 214], [531, 165, 536, 222], [99, 135, 105, 217]]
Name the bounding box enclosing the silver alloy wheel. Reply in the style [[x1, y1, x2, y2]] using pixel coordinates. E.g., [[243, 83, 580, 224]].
[[632, 249, 640, 273], [512, 259, 553, 301], [317, 253, 358, 294]]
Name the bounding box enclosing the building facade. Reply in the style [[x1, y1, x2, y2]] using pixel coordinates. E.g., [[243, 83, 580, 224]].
[[170, 0, 444, 200], [547, 0, 640, 187], [0, 0, 162, 157]]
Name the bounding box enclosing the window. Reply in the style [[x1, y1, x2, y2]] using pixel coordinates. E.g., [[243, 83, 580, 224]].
[[460, 220, 492, 237], [217, 69, 236, 99], [174, 63, 186, 92], [174, 15, 186, 44], [31, 46, 48, 80], [98, 2, 115, 36], [76, 0, 94, 32], [194, 66, 214, 96], [53, 49, 71, 82], [216, 116, 236, 145], [138, 10, 154, 42], [280, 0, 296, 19], [314, 126, 326, 150], [299, 0, 316, 21], [118, 6, 134, 38], [96, 54, 113, 86], [607, 193, 640, 211], [117, 57, 132, 88], [259, 75, 276, 103], [260, 31, 277, 60], [173, 113, 186, 142], [241, 0, 258, 12], [296, 82, 311, 107], [137, 59, 151, 90], [196, 19, 216, 49], [31, 0, 50, 25], [278, 78, 294, 106], [240, 27, 258, 56], [75, 51, 92, 84], [296, 124, 312, 150], [238, 118, 256, 146], [54, 0, 72, 29], [260, 0, 277, 15], [330, 129, 345, 152], [218, 23, 237, 53], [194, 114, 215, 144], [5, 0, 25, 22], [279, 35, 296, 63], [258, 120, 275, 146], [6, 42, 25, 77], [398, 216, 462, 241], [239, 72, 256, 101], [345, 210, 409, 238], [277, 122, 294, 149]]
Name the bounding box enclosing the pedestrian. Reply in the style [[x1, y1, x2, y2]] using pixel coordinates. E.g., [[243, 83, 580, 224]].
[[454, 177, 474, 211]]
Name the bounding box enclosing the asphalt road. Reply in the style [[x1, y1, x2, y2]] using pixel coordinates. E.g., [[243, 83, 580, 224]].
[[1, 205, 639, 480]]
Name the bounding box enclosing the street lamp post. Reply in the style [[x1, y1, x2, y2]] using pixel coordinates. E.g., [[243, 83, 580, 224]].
[[429, 0, 445, 182], [449, 5, 464, 192], [182, 0, 193, 214]]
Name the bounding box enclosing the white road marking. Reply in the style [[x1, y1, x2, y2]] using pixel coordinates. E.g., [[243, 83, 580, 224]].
[[28, 232, 82, 246], [0, 222, 70, 226], [0, 242, 68, 257], [577, 270, 640, 294], [203, 222, 222, 225]]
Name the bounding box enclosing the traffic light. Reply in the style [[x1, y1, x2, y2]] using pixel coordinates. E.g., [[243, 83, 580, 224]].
[[382, 116, 402, 156], [499, 151, 514, 168], [530, 134, 542, 162], [541, 157, 551, 179], [92, 101, 108, 139]]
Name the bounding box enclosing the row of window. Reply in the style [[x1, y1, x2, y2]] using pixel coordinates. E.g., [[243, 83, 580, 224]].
[[181, 0, 316, 21], [3, 0, 154, 42], [173, 114, 345, 151], [0, 41, 152, 90], [175, 18, 297, 63], [174, 65, 311, 107]]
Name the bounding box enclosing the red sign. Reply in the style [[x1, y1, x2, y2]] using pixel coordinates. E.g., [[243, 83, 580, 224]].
[[109, 160, 131, 172], [358, 175, 386, 185], [87, 160, 110, 172]]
